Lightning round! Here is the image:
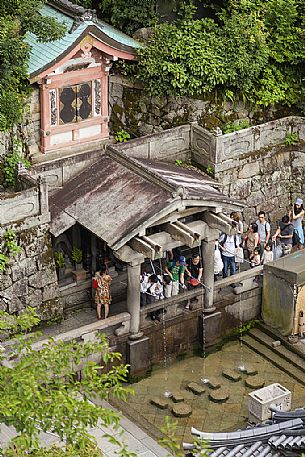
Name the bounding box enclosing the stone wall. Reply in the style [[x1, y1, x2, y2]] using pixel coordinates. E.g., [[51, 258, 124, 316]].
[[0, 87, 40, 162], [0, 223, 61, 321], [0, 174, 61, 321], [190, 118, 305, 224], [108, 74, 296, 138]]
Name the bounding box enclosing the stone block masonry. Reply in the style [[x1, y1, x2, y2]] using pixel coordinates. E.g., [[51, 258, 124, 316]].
[[0, 224, 62, 321]]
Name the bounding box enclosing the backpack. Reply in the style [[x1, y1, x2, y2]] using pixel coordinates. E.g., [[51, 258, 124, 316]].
[[219, 233, 237, 249]]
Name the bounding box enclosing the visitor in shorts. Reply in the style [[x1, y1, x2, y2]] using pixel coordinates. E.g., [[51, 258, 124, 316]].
[[256, 211, 271, 254], [164, 255, 187, 296]]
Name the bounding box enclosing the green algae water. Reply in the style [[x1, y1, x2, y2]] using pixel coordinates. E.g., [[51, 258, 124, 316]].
[[127, 340, 305, 443]]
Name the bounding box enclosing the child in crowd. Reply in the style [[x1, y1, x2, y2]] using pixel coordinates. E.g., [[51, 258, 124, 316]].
[[250, 248, 261, 268], [261, 244, 273, 264]]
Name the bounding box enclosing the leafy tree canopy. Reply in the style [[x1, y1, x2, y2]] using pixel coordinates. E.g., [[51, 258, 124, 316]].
[[0, 0, 66, 132], [133, 0, 305, 108], [0, 307, 134, 456]]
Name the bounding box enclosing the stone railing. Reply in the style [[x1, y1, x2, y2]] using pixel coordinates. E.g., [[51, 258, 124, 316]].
[[140, 266, 263, 330], [191, 116, 305, 171], [0, 174, 50, 229], [113, 124, 191, 162]]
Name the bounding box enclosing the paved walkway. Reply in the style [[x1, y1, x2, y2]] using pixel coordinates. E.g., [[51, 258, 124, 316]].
[[0, 400, 169, 457], [93, 401, 169, 457]]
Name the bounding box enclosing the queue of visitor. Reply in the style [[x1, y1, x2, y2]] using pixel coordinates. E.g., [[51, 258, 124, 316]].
[[139, 197, 305, 311]]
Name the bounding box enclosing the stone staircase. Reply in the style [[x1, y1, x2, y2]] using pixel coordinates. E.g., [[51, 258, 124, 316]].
[[242, 327, 305, 386]]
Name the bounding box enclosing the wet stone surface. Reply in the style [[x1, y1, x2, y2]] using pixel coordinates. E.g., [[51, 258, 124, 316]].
[[150, 397, 168, 409], [187, 382, 205, 395], [245, 376, 265, 389], [209, 388, 230, 403], [207, 377, 221, 390], [128, 340, 305, 444], [245, 366, 258, 376], [171, 391, 184, 403], [222, 369, 242, 382], [172, 403, 192, 417]]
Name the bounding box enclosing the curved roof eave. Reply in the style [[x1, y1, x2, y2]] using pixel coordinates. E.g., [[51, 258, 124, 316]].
[[28, 24, 138, 82]]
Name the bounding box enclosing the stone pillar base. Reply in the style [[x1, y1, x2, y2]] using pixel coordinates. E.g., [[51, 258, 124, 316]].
[[128, 331, 144, 341], [202, 306, 216, 314], [127, 336, 150, 377], [199, 312, 221, 347]]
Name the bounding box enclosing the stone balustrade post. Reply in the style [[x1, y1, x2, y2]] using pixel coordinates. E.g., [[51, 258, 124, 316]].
[[201, 239, 216, 313], [127, 262, 143, 340]]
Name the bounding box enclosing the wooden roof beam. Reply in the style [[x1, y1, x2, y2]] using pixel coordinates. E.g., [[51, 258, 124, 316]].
[[164, 222, 194, 247], [201, 211, 235, 235], [128, 236, 162, 260]]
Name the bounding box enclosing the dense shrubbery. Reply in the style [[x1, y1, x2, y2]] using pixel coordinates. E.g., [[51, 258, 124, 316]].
[[0, 0, 66, 132], [133, 0, 305, 108]]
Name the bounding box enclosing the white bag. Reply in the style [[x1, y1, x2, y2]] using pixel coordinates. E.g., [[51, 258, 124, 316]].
[[272, 242, 282, 260], [235, 246, 244, 263], [214, 248, 224, 275]]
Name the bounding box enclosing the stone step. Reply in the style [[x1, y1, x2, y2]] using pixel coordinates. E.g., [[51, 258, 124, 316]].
[[258, 322, 305, 360], [248, 328, 305, 375], [242, 335, 305, 386]]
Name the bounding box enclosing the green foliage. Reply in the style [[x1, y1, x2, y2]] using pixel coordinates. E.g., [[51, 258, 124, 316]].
[[175, 159, 192, 168], [223, 119, 250, 134], [159, 416, 184, 457], [54, 251, 65, 268], [99, 0, 157, 35], [0, 228, 21, 272], [159, 416, 211, 456], [206, 165, 214, 175], [0, 253, 10, 273], [0, 0, 66, 132], [232, 319, 260, 336], [71, 247, 83, 263], [115, 129, 131, 143], [133, 0, 305, 109], [284, 131, 299, 146], [0, 307, 134, 456], [2, 140, 31, 189]]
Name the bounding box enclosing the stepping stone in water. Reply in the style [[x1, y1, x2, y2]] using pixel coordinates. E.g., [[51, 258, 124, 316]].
[[187, 382, 205, 395], [245, 376, 265, 389], [171, 391, 184, 403], [172, 403, 192, 417], [209, 388, 229, 403], [222, 369, 241, 382], [207, 377, 221, 390], [245, 366, 258, 376], [150, 397, 168, 409]]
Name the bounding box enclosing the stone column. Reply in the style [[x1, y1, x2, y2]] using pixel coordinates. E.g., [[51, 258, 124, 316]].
[[127, 262, 143, 340], [201, 239, 216, 313]]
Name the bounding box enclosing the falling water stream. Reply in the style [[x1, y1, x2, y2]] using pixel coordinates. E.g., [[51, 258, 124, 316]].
[[237, 291, 246, 372], [199, 242, 209, 385]]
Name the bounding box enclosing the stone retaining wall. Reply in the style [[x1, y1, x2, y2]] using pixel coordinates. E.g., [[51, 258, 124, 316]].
[[0, 223, 61, 321], [190, 118, 305, 223], [108, 74, 295, 138], [0, 174, 60, 321], [0, 87, 40, 161]]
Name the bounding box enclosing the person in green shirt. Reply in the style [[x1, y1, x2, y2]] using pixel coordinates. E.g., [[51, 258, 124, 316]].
[[165, 255, 187, 296]]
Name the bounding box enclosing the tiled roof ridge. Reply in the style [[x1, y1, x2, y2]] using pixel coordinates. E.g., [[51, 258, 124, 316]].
[[47, 0, 97, 23], [106, 146, 184, 198]]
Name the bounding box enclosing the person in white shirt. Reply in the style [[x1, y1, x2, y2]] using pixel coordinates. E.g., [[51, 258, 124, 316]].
[[230, 212, 243, 246], [261, 244, 273, 264], [218, 233, 237, 278]]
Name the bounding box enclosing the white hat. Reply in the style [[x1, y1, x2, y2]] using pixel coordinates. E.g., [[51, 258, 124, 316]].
[[295, 198, 303, 206]]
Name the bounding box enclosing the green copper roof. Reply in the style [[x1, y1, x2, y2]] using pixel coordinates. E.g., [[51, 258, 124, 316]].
[[26, 4, 140, 78]]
